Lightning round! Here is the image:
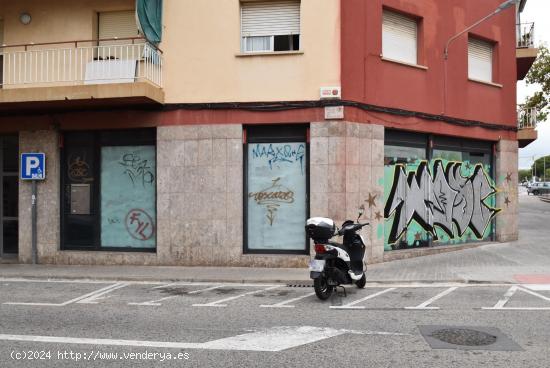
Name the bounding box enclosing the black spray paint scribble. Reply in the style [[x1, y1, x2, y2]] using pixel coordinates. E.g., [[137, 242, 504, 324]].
[[119, 153, 155, 188], [251, 144, 306, 174], [384, 160, 500, 244]]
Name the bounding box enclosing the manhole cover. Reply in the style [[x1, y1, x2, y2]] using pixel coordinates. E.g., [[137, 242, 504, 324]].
[[430, 328, 497, 346], [418, 325, 523, 351]]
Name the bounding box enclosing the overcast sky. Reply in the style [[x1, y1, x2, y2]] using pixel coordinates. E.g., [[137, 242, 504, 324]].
[[517, 0, 549, 169]]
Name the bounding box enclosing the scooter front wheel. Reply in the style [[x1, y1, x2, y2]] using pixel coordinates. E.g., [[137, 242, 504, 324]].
[[314, 277, 333, 300]]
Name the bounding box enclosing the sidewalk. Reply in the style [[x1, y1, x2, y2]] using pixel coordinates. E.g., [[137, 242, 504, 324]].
[[1, 238, 548, 284], [1, 194, 548, 285]]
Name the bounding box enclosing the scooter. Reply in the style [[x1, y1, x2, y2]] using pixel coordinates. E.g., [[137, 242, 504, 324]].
[[306, 208, 369, 300]]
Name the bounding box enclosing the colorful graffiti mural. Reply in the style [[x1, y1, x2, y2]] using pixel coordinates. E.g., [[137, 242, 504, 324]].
[[383, 159, 500, 250]]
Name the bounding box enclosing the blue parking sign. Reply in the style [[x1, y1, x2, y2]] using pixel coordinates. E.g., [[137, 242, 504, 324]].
[[21, 153, 46, 180]]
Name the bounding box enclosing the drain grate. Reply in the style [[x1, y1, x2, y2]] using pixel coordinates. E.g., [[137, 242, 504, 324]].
[[418, 325, 523, 351], [430, 328, 497, 346], [286, 284, 313, 288]]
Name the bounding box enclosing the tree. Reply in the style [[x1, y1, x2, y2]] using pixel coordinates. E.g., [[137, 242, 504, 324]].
[[519, 169, 532, 183], [523, 45, 550, 123], [531, 155, 550, 180]]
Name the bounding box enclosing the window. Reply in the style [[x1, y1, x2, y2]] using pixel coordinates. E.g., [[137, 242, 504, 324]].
[[241, 1, 300, 53], [382, 10, 418, 64], [98, 10, 139, 45], [244, 125, 308, 254], [468, 37, 493, 82], [61, 129, 157, 252]]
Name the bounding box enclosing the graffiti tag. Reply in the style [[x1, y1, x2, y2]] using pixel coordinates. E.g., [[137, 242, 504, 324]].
[[125, 209, 155, 241], [249, 177, 295, 226], [252, 143, 306, 174], [384, 160, 500, 244], [119, 153, 155, 187], [68, 155, 93, 183]]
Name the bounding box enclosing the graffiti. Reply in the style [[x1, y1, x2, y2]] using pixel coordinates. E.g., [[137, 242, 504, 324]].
[[125, 209, 155, 241], [119, 152, 155, 187], [249, 177, 294, 226], [251, 143, 306, 174], [365, 193, 377, 208], [384, 160, 500, 244], [68, 155, 93, 183]]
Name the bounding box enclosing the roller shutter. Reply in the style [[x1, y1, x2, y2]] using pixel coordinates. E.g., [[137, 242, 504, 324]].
[[382, 10, 417, 64]]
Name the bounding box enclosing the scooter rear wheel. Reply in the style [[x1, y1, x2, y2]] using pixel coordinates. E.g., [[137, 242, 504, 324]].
[[355, 273, 366, 289], [314, 277, 333, 300]]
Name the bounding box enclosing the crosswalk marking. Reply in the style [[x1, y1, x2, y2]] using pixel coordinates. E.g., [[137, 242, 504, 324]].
[[193, 286, 281, 307], [405, 286, 459, 310], [330, 288, 396, 310]]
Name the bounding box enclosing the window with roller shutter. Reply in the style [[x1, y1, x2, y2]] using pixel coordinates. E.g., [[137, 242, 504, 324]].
[[241, 1, 300, 53], [468, 37, 494, 83], [382, 10, 418, 65]]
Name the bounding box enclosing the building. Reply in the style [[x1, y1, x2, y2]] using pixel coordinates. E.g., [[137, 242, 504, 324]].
[[0, 0, 538, 266]]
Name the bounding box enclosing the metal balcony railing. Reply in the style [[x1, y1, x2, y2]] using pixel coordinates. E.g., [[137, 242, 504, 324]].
[[517, 22, 535, 48], [518, 106, 537, 129], [0, 37, 163, 88]]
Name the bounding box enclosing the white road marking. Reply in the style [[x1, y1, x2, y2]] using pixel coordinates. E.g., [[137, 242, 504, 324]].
[[76, 283, 129, 304], [3, 283, 125, 307], [330, 288, 396, 310], [193, 286, 281, 307], [260, 292, 316, 308], [523, 284, 550, 291], [482, 286, 550, 310], [482, 286, 519, 309], [405, 286, 459, 310], [0, 326, 410, 352], [129, 285, 224, 306]]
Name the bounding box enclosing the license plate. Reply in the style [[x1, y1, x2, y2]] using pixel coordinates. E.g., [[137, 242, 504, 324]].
[[309, 260, 325, 272]]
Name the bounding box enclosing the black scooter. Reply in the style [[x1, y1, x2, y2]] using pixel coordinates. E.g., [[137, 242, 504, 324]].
[[306, 208, 369, 300]]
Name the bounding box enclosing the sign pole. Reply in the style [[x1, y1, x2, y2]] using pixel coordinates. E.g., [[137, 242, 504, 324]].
[[31, 180, 38, 264]]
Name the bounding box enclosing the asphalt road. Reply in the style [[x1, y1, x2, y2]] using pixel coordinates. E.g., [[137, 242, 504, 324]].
[[0, 191, 549, 368], [0, 279, 549, 367]]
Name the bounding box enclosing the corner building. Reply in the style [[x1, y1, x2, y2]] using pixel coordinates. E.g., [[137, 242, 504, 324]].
[[0, 0, 537, 266]]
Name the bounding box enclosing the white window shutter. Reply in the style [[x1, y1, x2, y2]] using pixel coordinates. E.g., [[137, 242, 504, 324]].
[[99, 11, 139, 44], [382, 10, 417, 64], [468, 38, 493, 82], [241, 1, 300, 37]]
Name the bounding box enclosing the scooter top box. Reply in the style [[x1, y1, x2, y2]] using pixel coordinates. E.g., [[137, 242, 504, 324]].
[[306, 217, 335, 243]]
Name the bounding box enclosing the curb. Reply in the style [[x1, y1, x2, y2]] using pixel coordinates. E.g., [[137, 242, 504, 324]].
[[0, 274, 517, 285]]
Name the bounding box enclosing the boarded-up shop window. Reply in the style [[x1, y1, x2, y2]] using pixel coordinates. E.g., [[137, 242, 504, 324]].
[[245, 125, 308, 254]]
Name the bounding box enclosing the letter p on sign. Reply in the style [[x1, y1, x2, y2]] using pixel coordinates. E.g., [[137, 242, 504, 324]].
[[20, 153, 46, 180]]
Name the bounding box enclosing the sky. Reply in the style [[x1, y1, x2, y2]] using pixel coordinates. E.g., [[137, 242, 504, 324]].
[[517, 0, 550, 169]]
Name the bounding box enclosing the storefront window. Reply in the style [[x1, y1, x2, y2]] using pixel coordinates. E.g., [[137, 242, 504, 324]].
[[245, 125, 308, 254], [384, 131, 497, 251], [61, 129, 156, 251]]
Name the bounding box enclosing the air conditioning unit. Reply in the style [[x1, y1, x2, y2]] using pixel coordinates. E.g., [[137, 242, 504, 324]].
[[320, 86, 341, 100]]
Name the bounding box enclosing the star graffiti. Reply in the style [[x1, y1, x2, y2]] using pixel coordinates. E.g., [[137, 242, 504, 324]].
[[365, 193, 377, 208], [504, 197, 511, 207], [374, 211, 383, 221], [505, 172, 513, 184], [414, 232, 422, 241]]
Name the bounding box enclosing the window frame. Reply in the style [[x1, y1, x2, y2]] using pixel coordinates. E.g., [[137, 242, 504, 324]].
[[381, 8, 421, 66], [240, 0, 301, 54], [243, 124, 310, 255], [60, 128, 157, 253], [467, 36, 495, 84]]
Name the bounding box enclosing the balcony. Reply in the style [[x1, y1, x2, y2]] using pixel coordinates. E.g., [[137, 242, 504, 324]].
[[0, 38, 164, 113], [516, 22, 538, 80], [517, 105, 537, 148]]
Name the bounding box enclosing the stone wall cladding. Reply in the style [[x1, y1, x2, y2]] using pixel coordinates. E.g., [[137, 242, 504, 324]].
[[18, 130, 60, 264], [495, 139, 519, 242], [158, 124, 309, 267], [310, 121, 385, 263]]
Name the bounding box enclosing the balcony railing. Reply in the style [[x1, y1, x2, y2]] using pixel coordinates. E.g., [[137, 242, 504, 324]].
[[518, 106, 537, 129], [0, 37, 163, 88], [517, 22, 535, 48]]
